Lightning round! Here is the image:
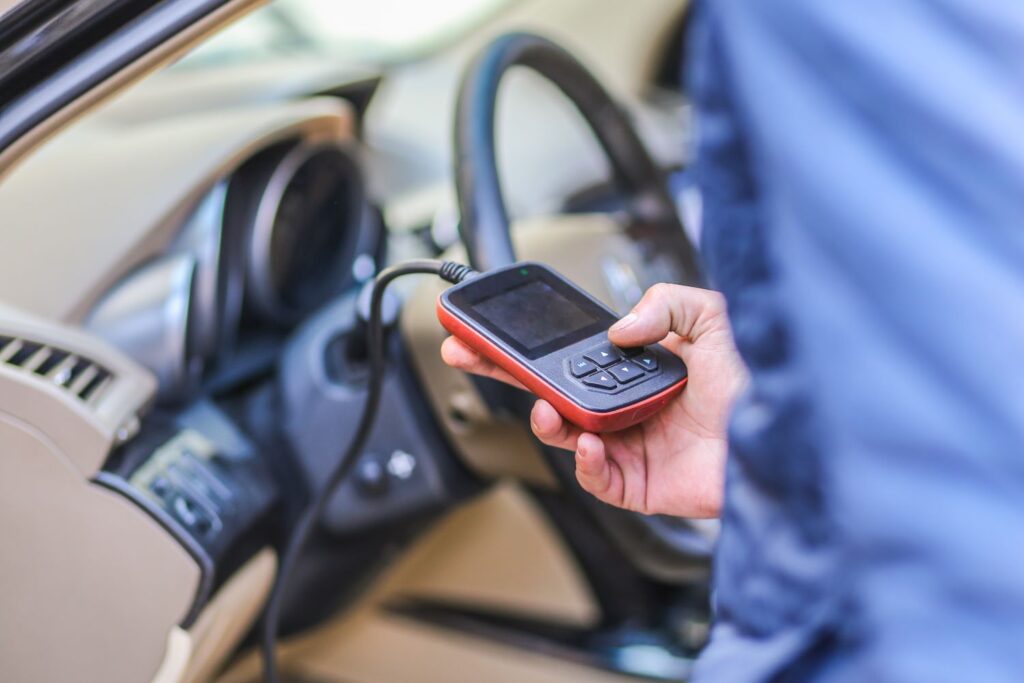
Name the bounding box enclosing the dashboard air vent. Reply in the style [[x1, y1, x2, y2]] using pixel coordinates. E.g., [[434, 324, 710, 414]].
[[0, 335, 114, 404]]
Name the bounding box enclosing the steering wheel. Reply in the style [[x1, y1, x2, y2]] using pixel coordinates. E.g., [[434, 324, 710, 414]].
[[454, 32, 711, 581]]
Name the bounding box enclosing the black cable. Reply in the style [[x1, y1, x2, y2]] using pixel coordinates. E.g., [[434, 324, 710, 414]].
[[259, 259, 475, 683]]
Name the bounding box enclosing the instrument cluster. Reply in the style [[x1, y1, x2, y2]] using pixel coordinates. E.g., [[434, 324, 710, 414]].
[[87, 139, 371, 402]]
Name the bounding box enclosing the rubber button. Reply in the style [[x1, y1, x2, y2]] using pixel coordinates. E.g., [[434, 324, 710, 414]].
[[584, 343, 622, 368], [570, 357, 597, 377], [633, 353, 658, 371], [582, 372, 617, 390], [609, 362, 644, 383]]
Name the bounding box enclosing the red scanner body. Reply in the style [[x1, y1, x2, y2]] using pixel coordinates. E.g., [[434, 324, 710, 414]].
[[436, 262, 687, 433]]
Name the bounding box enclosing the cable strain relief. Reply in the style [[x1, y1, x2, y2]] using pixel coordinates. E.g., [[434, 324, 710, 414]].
[[438, 261, 477, 284]]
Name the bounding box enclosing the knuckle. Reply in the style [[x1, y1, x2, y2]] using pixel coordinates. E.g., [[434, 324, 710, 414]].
[[576, 468, 603, 493], [645, 283, 685, 318], [595, 474, 615, 497], [637, 283, 683, 334], [704, 290, 728, 316], [646, 283, 676, 305], [575, 470, 595, 493]]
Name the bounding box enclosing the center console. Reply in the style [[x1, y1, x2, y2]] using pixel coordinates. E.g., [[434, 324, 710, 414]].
[[97, 401, 277, 625]]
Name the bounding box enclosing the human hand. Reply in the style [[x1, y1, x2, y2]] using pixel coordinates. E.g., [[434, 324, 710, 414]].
[[441, 284, 747, 517]]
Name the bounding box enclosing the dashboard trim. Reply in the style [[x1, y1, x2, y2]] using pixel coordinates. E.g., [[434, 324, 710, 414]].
[[93, 470, 215, 628], [170, 181, 230, 363]]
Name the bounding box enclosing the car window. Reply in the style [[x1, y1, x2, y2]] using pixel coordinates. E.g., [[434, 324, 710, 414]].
[[176, 0, 513, 69]]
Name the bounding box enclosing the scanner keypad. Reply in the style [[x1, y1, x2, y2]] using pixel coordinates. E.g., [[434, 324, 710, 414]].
[[569, 342, 658, 392]]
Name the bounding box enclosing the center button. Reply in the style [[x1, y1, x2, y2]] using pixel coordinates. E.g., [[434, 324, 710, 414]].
[[609, 362, 644, 384]]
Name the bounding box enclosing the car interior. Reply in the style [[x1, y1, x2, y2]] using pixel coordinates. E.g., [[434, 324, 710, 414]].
[[0, 1, 718, 681]]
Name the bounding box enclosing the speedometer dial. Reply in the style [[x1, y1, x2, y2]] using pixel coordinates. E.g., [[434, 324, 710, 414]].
[[246, 143, 364, 324]]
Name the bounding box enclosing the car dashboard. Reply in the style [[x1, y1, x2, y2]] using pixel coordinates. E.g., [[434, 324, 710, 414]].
[[0, 85, 393, 682]]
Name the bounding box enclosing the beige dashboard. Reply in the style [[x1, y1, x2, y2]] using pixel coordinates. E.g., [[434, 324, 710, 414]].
[[0, 300, 199, 682], [0, 96, 353, 324], [0, 86, 356, 683]]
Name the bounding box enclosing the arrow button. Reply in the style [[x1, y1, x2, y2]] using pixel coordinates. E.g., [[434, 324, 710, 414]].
[[633, 353, 658, 371], [609, 362, 644, 384], [584, 342, 624, 368], [582, 373, 617, 390]]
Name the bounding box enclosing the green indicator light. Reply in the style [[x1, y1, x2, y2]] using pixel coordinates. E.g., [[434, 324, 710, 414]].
[[519, 268, 529, 276]]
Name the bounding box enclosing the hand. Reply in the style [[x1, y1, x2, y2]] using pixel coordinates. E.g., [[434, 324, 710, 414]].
[[441, 284, 747, 517]]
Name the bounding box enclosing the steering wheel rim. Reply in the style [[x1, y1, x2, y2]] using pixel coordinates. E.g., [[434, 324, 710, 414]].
[[453, 32, 712, 581], [454, 31, 703, 283]]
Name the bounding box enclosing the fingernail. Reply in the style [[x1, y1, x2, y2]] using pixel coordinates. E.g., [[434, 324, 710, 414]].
[[610, 313, 638, 332]]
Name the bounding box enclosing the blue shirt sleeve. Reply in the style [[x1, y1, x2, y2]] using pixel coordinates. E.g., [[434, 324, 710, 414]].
[[694, 2, 1024, 681]]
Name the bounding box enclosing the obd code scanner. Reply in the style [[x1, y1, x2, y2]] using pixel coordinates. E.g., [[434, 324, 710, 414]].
[[437, 262, 688, 433]]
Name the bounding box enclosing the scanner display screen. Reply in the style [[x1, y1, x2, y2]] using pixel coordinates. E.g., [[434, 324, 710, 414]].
[[464, 272, 614, 360], [471, 279, 603, 355]]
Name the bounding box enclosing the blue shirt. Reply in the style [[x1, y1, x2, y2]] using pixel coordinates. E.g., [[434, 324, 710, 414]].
[[688, 2, 1024, 681]]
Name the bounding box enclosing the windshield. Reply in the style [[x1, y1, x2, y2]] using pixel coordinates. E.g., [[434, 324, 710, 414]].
[[176, 0, 513, 69]]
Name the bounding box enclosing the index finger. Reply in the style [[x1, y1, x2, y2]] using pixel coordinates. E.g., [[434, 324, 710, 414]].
[[440, 336, 528, 391]]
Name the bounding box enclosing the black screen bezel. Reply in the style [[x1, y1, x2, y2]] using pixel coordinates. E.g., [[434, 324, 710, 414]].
[[446, 264, 616, 360]]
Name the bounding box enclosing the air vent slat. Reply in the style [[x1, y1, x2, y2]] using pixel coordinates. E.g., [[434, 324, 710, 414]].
[[68, 364, 99, 396], [79, 370, 112, 403], [35, 348, 69, 377], [0, 339, 23, 363], [7, 341, 42, 367], [0, 336, 117, 408], [62, 357, 91, 388], [48, 355, 78, 385], [22, 346, 51, 373]]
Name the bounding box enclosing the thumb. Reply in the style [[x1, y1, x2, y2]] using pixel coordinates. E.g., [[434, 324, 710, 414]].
[[608, 283, 726, 348]]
